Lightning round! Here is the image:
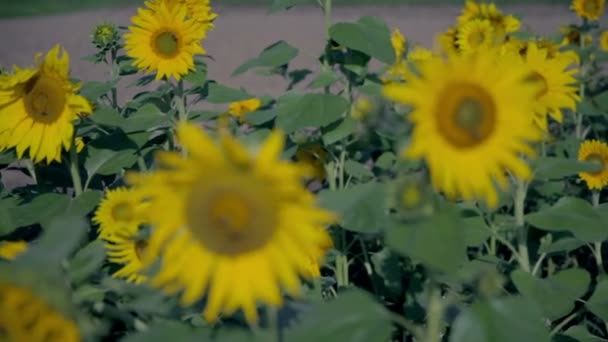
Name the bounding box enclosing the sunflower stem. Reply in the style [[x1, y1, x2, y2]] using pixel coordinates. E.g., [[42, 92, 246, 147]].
[[110, 48, 119, 109], [323, 0, 332, 38], [424, 284, 444, 342], [175, 80, 188, 123], [69, 142, 83, 197], [592, 191, 604, 273], [514, 178, 531, 273]]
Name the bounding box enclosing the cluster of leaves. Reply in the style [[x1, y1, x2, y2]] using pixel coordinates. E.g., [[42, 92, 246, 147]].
[[2, 0, 608, 341]]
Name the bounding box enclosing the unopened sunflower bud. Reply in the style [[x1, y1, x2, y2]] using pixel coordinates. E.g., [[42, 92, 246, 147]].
[[92, 23, 119, 51]]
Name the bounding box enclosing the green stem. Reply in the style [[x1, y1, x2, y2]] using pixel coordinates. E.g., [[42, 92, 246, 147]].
[[514, 178, 531, 273], [110, 48, 118, 109], [549, 310, 581, 336], [69, 142, 83, 197], [137, 155, 147, 172], [424, 285, 443, 342], [267, 307, 280, 342], [324, 0, 332, 38], [358, 237, 379, 295], [175, 80, 188, 123], [592, 191, 603, 273], [24, 159, 37, 184], [338, 148, 346, 189]]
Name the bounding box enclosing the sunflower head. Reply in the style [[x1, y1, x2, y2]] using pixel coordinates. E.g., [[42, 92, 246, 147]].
[[0, 45, 92, 164], [457, 0, 521, 39], [438, 27, 460, 55], [103, 226, 149, 284], [571, 0, 605, 21], [124, 1, 209, 80], [578, 140, 608, 190], [560, 25, 593, 46], [407, 46, 436, 66], [91, 22, 119, 51], [125, 122, 337, 324], [600, 30, 608, 51], [93, 187, 148, 239], [383, 48, 541, 208], [391, 28, 407, 61], [145, 0, 217, 30], [228, 98, 262, 119], [456, 19, 496, 55], [0, 241, 28, 260]]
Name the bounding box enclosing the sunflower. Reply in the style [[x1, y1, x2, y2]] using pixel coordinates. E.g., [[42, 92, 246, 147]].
[[391, 29, 407, 61], [104, 227, 148, 284], [578, 140, 608, 190], [0, 241, 27, 260], [0, 282, 80, 342], [228, 98, 262, 120], [93, 187, 147, 240], [0, 45, 92, 164], [295, 144, 328, 182], [560, 25, 593, 46], [457, 0, 521, 39], [438, 27, 460, 55], [407, 46, 436, 66], [382, 49, 541, 208], [124, 2, 208, 80], [600, 31, 608, 51], [457, 19, 496, 55], [512, 43, 580, 131], [571, 0, 605, 21], [125, 122, 337, 324], [145, 0, 217, 31]]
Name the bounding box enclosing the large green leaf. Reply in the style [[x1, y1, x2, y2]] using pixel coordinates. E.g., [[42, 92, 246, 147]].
[[122, 103, 169, 133], [79, 80, 116, 101], [232, 41, 298, 76], [90, 107, 126, 127], [525, 197, 607, 242], [317, 182, 387, 233], [511, 268, 590, 320], [532, 157, 602, 180], [285, 289, 392, 342], [122, 322, 209, 342], [11, 193, 70, 228], [275, 93, 348, 133], [85, 133, 139, 180], [322, 117, 358, 145], [68, 240, 106, 284], [587, 280, 608, 322], [450, 296, 550, 342], [462, 216, 491, 247], [386, 203, 468, 274], [0, 196, 20, 235], [66, 190, 102, 217], [329, 16, 395, 64], [206, 83, 252, 103]]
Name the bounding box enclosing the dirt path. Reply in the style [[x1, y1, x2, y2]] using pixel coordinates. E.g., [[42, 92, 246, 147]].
[[0, 4, 584, 188]]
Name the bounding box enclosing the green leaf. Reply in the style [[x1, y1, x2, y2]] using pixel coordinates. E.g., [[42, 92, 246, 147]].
[[462, 216, 491, 247], [184, 60, 207, 86], [594, 90, 608, 112], [587, 280, 608, 321], [329, 16, 395, 64], [511, 268, 590, 320], [375, 152, 396, 170], [578, 98, 604, 117], [343, 160, 373, 180], [538, 237, 585, 255], [80, 80, 116, 101], [11, 193, 70, 228], [66, 190, 102, 217], [0, 197, 19, 236], [275, 93, 348, 133], [232, 40, 298, 76], [123, 103, 168, 133], [526, 197, 607, 242], [206, 83, 252, 103], [386, 204, 468, 274], [450, 296, 550, 342], [285, 289, 392, 342], [532, 157, 603, 179], [121, 322, 208, 342], [561, 325, 600, 342], [322, 117, 357, 145], [243, 109, 277, 126], [17, 214, 88, 268], [68, 240, 106, 284], [90, 107, 126, 127], [308, 70, 340, 89], [317, 182, 387, 233], [118, 56, 138, 76]]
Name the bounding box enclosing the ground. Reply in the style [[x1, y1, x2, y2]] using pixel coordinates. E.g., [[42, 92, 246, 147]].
[[0, 4, 583, 187]]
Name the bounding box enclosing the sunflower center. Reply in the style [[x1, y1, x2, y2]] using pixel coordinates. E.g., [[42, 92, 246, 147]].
[[111, 202, 134, 222], [584, 0, 598, 12], [437, 83, 496, 149], [154, 31, 180, 58], [526, 71, 549, 99], [468, 30, 486, 46], [186, 178, 278, 255], [24, 75, 66, 123], [585, 153, 605, 175]]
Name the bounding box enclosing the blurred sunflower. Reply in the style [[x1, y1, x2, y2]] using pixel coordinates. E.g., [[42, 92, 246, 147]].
[[301, 228, 333, 279], [391, 29, 406, 61], [383, 49, 541, 208], [407, 45, 436, 66], [0, 45, 92, 164], [93, 187, 147, 240], [146, 0, 217, 30], [438, 27, 460, 55], [295, 144, 328, 182], [0, 241, 27, 260], [228, 98, 262, 121], [126, 122, 337, 324], [124, 1, 207, 80], [571, 0, 605, 21], [384, 28, 409, 82], [513, 43, 580, 131], [457, 0, 520, 39], [104, 228, 148, 284], [601, 31, 608, 51], [578, 140, 608, 190], [560, 25, 592, 46], [0, 282, 80, 341], [457, 19, 496, 55]]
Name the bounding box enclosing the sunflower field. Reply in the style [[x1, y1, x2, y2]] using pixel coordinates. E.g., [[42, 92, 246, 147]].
[[1, 0, 608, 340]]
